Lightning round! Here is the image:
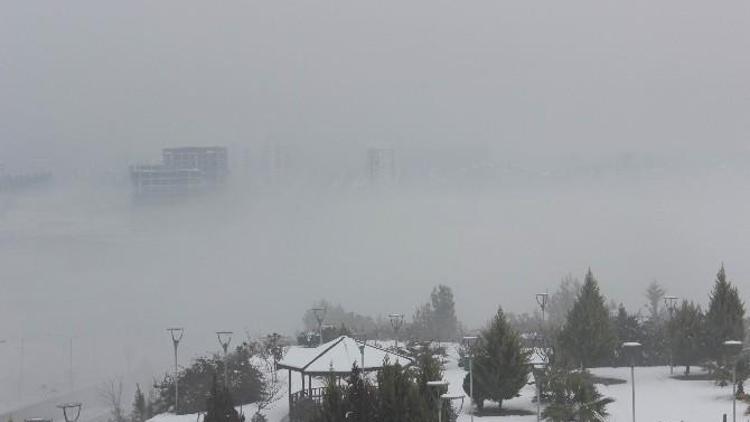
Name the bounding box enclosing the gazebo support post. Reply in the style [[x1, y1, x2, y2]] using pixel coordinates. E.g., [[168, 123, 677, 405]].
[[301, 373, 305, 395], [287, 369, 293, 421]]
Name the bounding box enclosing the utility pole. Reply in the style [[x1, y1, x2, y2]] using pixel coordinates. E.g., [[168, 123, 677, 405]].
[[663, 295, 678, 375], [388, 313, 404, 349], [167, 328, 184, 413], [216, 331, 233, 389], [69, 337, 74, 392], [19, 337, 24, 402], [312, 308, 327, 346]]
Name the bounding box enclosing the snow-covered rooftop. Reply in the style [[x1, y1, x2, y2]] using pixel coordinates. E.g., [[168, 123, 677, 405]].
[[278, 336, 412, 375]]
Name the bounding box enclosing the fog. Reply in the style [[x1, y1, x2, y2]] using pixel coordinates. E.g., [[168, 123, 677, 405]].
[[2, 0, 750, 412]]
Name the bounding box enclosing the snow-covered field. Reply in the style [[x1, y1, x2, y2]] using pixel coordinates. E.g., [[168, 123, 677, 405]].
[[148, 343, 748, 422]]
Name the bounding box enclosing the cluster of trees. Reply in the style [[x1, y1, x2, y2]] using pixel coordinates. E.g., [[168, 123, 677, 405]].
[[125, 336, 284, 422], [553, 266, 745, 373], [460, 264, 746, 420], [304, 345, 450, 422], [299, 285, 461, 347]]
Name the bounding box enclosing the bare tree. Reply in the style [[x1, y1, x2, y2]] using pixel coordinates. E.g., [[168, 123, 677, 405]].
[[99, 377, 126, 422], [247, 337, 283, 422]]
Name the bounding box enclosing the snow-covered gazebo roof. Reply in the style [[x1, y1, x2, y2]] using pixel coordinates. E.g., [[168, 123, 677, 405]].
[[278, 336, 413, 375]]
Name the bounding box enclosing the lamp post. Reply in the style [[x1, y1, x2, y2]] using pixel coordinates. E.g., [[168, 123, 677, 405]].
[[533, 362, 547, 422], [57, 403, 82, 422], [426, 380, 449, 422], [535, 293, 550, 358], [311, 308, 327, 347], [663, 295, 678, 375], [462, 336, 478, 422], [535, 293, 549, 324], [388, 313, 405, 350], [216, 331, 233, 389], [622, 342, 642, 422], [166, 328, 184, 413], [723, 340, 743, 422], [356, 334, 368, 422]]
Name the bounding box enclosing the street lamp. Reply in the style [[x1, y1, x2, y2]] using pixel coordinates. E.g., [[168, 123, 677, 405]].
[[533, 362, 548, 422], [462, 336, 478, 422], [57, 403, 82, 422], [535, 293, 549, 324], [388, 313, 405, 349], [723, 340, 743, 422], [166, 328, 184, 413], [311, 307, 327, 347], [663, 295, 679, 375], [216, 331, 233, 389], [535, 293, 550, 357], [622, 342, 642, 422], [426, 380, 449, 422]]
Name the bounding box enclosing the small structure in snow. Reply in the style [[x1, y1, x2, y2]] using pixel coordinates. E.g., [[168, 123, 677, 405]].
[[277, 336, 412, 421]]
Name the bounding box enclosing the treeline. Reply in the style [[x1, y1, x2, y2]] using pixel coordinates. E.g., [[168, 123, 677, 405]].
[[455, 264, 747, 420], [299, 285, 461, 346]]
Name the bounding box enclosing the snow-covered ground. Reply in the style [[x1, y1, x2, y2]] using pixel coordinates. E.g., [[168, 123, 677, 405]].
[[148, 343, 748, 422]]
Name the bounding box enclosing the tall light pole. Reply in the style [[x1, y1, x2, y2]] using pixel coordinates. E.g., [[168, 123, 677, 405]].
[[462, 336, 478, 422], [663, 295, 678, 375], [311, 307, 327, 347], [535, 293, 550, 355], [217, 331, 233, 389], [426, 380, 449, 422], [723, 340, 743, 422], [535, 293, 549, 324], [533, 362, 548, 422], [622, 342, 642, 422], [57, 402, 82, 422], [167, 328, 184, 413], [389, 313, 405, 349]]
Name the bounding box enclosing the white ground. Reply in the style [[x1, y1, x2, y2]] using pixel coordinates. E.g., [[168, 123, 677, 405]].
[[148, 343, 748, 422]]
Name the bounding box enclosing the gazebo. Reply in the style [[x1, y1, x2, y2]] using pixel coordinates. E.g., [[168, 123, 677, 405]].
[[277, 336, 413, 420]]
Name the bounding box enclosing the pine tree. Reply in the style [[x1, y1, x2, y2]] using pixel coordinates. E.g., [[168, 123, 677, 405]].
[[705, 265, 745, 362], [668, 300, 705, 375], [542, 368, 613, 422], [131, 384, 147, 422], [431, 285, 459, 342], [612, 305, 642, 366], [558, 269, 616, 368], [645, 281, 665, 321], [463, 307, 530, 411]]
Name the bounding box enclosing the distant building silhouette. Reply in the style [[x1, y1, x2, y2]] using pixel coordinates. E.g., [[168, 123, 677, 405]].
[[366, 147, 396, 185], [130, 146, 228, 196]]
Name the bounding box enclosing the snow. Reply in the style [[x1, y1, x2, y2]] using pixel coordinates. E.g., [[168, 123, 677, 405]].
[[278, 336, 412, 374], [147, 342, 749, 422]]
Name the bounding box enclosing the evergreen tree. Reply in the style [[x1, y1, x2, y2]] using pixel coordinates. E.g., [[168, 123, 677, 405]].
[[612, 305, 642, 366], [668, 300, 705, 375], [705, 265, 746, 362], [463, 307, 530, 411], [558, 269, 616, 368], [131, 384, 147, 422], [204, 376, 242, 422], [431, 285, 459, 342], [645, 281, 665, 320], [310, 372, 347, 422], [542, 368, 613, 422]]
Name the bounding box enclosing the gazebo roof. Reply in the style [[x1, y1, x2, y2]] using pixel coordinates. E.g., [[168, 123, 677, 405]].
[[278, 336, 413, 375]]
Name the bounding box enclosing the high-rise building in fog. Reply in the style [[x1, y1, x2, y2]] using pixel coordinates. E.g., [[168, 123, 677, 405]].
[[366, 148, 396, 185]]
